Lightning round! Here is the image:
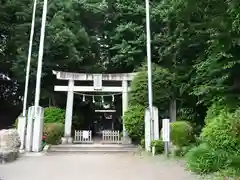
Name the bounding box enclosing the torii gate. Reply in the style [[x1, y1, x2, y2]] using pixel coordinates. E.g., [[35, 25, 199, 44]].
[[52, 71, 137, 144]]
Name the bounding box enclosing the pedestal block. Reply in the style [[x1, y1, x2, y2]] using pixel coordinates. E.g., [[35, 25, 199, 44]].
[[32, 106, 44, 152], [17, 115, 26, 150]]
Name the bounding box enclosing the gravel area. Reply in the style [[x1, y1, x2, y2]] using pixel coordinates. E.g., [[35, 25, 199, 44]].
[[0, 152, 198, 180]]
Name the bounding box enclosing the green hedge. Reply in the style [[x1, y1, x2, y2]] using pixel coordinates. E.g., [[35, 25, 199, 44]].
[[124, 104, 145, 143], [13, 107, 65, 128], [129, 64, 175, 117], [44, 107, 65, 123], [170, 121, 194, 147], [200, 110, 240, 153], [43, 123, 64, 145]]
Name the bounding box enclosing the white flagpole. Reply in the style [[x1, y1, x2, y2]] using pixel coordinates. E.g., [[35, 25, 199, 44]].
[[145, 0, 154, 140], [34, 0, 48, 116], [22, 0, 38, 117]]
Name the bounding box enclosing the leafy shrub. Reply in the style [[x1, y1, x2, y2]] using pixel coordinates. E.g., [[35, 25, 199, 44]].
[[124, 104, 145, 143], [151, 139, 164, 154], [44, 107, 65, 123], [229, 155, 240, 170], [129, 64, 175, 117], [43, 123, 64, 145], [200, 111, 240, 153], [205, 101, 240, 124], [205, 102, 229, 124], [186, 144, 229, 174], [170, 121, 194, 147]]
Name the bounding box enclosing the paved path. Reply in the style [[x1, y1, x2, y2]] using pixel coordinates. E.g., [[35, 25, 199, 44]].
[[0, 153, 197, 180]]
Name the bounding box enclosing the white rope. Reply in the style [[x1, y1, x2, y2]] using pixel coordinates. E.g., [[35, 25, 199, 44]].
[[74, 92, 122, 97]]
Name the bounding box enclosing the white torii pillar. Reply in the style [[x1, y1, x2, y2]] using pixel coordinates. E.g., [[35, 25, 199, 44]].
[[62, 79, 74, 144], [122, 79, 131, 144]]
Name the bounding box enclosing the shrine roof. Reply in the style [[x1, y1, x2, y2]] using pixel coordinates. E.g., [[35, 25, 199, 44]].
[[52, 70, 137, 81]]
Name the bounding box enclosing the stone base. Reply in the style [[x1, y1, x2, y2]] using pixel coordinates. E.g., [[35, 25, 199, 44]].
[[61, 137, 73, 144], [67, 137, 73, 144], [0, 150, 19, 164], [121, 136, 132, 145]]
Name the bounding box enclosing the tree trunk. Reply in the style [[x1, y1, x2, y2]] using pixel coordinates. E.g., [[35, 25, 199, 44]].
[[169, 99, 176, 122]]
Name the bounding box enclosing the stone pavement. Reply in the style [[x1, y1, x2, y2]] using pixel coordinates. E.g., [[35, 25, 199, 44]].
[[0, 152, 198, 180]]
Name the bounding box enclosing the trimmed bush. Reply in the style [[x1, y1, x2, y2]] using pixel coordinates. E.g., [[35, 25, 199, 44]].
[[43, 123, 64, 145], [124, 104, 145, 143], [186, 144, 229, 174], [44, 107, 65, 123], [151, 139, 164, 154], [200, 111, 240, 153], [170, 121, 194, 147], [129, 64, 175, 117]]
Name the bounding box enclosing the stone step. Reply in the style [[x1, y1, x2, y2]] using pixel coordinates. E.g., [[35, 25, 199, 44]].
[[48, 144, 138, 153]]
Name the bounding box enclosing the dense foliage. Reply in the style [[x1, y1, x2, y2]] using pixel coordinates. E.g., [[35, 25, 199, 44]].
[[151, 139, 164, 155], [44, 107, 65, 123], [1, 0, 240, 112], [186, 144, 229, 174], [129, 64, 175, 117], [200, 110, 240, 153], [204, 101, 240, 124], [170, 121, 194, 147], [123, 104, 145, 143], [186, 107, 240, 176], [43, 123, 64, 145]]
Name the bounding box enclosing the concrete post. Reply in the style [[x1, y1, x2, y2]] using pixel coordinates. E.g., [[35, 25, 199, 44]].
[[32, 106, 44, 152], [153, 106, 159, 140], [62, 79, 74, 144], [144, 108, 151, 152], [25, 106, 34, 151], [17, 115, 27, 150], [145, 107, 159, 152]]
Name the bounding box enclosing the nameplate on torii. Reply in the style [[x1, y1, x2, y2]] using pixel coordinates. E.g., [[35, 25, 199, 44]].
[[93, 74, 102, 90]]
